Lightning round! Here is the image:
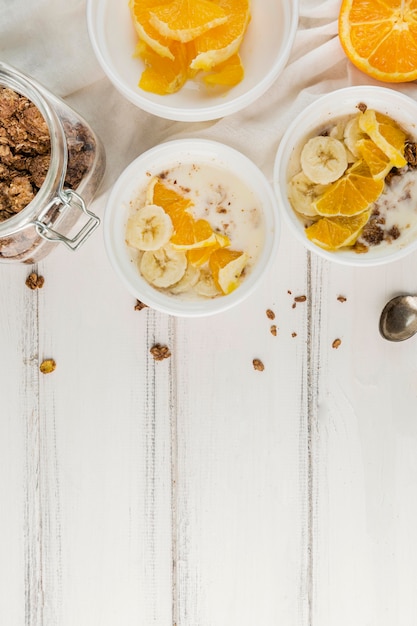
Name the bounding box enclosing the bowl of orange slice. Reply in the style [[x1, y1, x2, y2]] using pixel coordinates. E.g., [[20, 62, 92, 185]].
[[87, 0, 298, 121], [274, 86, 417, 267], [104, 138, 279, 316]]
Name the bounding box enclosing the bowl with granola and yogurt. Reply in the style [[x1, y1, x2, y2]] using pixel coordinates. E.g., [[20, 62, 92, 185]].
[[104, 138, 279, 316], [274, 86, 417, 266]]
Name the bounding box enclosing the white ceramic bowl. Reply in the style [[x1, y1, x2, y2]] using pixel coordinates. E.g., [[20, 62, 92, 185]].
[[274, 86, 417, 267], [87, 0, 298, 122], [104, 139, 280, 317]]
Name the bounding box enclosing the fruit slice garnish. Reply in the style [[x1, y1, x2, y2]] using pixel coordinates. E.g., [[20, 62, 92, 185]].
[[129, 0, 174, 59], [209, 247, 249, 294], [149, 0, 228, 42], [188, 232, 230, 266], [170, 214, 217, 249], [358, 109, 407, 168], [356, 137, 395, 180], [305, 210, 371, 251], [151, 179, 194, 212], [148, 178, 194, 228], [343, 114, 367, 158], [287, 172, 327, 218], [137, 40, 193, 94], [202, 54, 244, 87], [338, 0, 417, 83], [312, 160, 384, 217], [300, 135, 348, 185], [126, 204, 173, 250], [190, 0, 250, 70]]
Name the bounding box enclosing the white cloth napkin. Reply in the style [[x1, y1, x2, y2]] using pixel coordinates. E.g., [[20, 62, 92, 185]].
[[1, 0, 417, 198]]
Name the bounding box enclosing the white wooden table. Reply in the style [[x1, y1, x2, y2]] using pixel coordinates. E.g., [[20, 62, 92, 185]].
[[2, 1, 417, 624]]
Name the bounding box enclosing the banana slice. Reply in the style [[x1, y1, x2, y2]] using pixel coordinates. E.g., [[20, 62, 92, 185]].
[[329, 121, 345, 141], [194, 268, 221, 298], [145, 176, 158, 204], [169, 262, 200, 294], [343, 114, 367, 158], [140, 244, 187, 288], [126, 204, 173, 251], [287, 172, 328, 217], [300, 135, 348, 184]]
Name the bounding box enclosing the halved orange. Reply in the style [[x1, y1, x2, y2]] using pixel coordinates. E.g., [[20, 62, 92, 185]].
[[149, 0, 228, 42], [312, 160, 384, 217], [209, 247, 249, 294], [190, 0, 250, 70], [338, 0, 417, 82], [305, 210, 371, 251]]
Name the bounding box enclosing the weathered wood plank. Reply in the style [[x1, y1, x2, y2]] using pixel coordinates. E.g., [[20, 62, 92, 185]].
[[310, 258, 417, 626]]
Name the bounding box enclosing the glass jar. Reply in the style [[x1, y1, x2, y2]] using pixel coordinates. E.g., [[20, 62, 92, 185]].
[[0, 61, 106, 263]]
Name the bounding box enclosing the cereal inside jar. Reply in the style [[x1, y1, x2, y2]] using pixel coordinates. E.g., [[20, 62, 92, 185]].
[[0, 62, 105, 263]]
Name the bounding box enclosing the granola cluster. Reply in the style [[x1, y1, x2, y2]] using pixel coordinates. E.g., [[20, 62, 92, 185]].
[[0, 86, 97, 225], [0, 87, 51, 222]]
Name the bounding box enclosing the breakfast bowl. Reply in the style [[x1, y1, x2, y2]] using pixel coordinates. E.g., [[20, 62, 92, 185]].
[[86, 0, 298, 122], [104, 138, 280, 317], [273, 86, 417, 267]]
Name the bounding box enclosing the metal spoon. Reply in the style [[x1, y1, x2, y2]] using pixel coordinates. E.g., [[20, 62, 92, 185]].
[[379, 295, 417, 341]]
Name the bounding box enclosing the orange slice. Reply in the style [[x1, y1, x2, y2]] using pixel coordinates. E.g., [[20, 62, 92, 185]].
[[137, 40, 192, 94], [148, 178, 193, 227], [171, 215, 217, 249], [312, 161, 384, 217], [149, 0, 228, 43], [338, 0, 417, 82], [129, 0, 174, 59], [209, 247, 249, 294], [305, 210, 371, 251], [188, 232, 230, 266], [358, 109, 407, 167], [202, 54, 244, 87], [190, 0, 250, 70], [356, 137, 394, 180], [151, 179, 193, 212]]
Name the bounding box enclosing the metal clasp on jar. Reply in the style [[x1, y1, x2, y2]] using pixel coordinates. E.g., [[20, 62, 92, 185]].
[[33, 188, 100, 251]]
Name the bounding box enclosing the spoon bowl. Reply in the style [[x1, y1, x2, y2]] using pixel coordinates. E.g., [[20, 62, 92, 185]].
[[379, 295, 417, 341]]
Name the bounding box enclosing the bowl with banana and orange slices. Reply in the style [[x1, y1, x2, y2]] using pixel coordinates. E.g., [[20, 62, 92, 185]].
[[87, 0, 298, 121], [104, 139, 279, 316], [274, 86, 417, 267]]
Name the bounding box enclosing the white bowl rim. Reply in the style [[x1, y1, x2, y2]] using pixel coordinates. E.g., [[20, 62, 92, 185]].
[[273, 85, 417, 267], [104, 138, 280, 316], [86, 0, 299, 122]]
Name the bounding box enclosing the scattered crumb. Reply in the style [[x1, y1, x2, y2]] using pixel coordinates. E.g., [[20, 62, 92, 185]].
[[332, 338, 342, 349], [270, 325, 277, 336], [291, 332, 297, 338], [25, 272, 44, 290], [40, 358, 56, 374], [287, 290, 292, 294], [252, 358, 264, 371], [134, 299, 148, 311], [357, 102, 367, 113], [150, 344, 171, 361], [337, 295, 347, 303], [292, 295, 307, 308], [266, 308, 275, 320]]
